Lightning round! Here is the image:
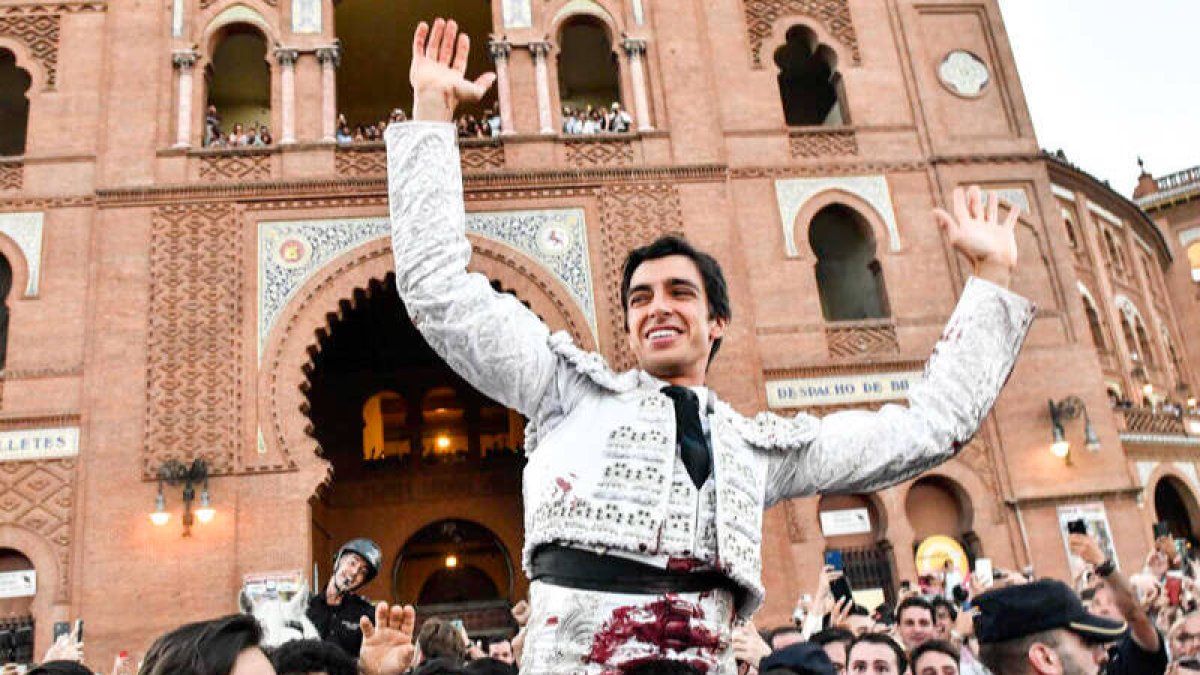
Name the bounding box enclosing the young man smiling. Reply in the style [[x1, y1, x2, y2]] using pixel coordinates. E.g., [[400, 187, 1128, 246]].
[[385, 17, 1034, 674]]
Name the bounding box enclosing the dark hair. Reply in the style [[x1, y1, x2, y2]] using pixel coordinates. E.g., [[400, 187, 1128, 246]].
[[766, 625, 804, 649], [896, 596, 936, 624], [140, 613, 263, 675], [848, 633, 907, 673], [930, 596, 958, 621], [418, 618, 466, 662], [910, 639, 960, 671], [620, 235, 732, 364], [622, 661, 706, 675], [978, 628, 1063, 675], [26, 662, 93, 675], [270, 638, 356, 675], [463, 657, 518, 675], [810, 627, 854, 647]]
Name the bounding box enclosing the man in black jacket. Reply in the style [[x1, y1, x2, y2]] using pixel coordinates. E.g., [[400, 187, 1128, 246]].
[[308, 538, 382, 657]]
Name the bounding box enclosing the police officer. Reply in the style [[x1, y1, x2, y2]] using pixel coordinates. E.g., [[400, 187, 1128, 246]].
[[307, 538, 381, 657]]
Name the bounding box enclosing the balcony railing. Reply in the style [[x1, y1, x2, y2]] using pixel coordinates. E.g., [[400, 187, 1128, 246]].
[[1156, 165, 1200, 192], [1118, 407, 1186, 435]]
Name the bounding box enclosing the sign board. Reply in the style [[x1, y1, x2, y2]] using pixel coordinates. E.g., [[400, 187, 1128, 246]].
[[0, 427, 79, 463], [766, 372, 923, 409], [0, 569, 36, 599], [242, 570, 305, 603], [819, 508, 872, 537], [1057, 502, 1119, 578]]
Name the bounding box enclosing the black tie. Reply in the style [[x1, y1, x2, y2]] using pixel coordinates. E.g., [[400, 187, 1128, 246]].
[[661, 386, 712, 489]]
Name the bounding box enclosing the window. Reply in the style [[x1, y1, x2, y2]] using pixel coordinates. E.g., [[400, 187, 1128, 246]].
[[809, 204, 889, 321], [1103, 229, 1123, 273], [557, 16, 622, 114], [1188, 242, 1200, 283], [361, 391, 410, 461], [421, 386, 466, 458], [1082, 296, 1106, 351], [1062, 213, 1078, 249], [205, 25, 270, 146], [775, 25, 844, 126], [0, 49, 31, 156], [1136, 320, 1156, 367], [0, 254, 9, 369], [1122, 316, 1139, 362]]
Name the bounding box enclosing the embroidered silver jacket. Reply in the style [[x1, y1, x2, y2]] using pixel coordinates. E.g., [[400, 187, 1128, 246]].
[[385, 122, 1036, 618]]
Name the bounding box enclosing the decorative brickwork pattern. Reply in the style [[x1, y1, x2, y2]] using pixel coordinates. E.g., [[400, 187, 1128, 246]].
[[145, 204, 244, 477], [789, 128, 858, 158], [198, 152, 271, 181], [0, 161, 21, 191], [824, 321, 899, 359], [598, 184, 684, 370], [0, 459, 75, 600], [743, 0, 861, 68], [564, 139, 635, 168], [460, 143, 506, 171], [0, 13, 59, 87], [334, 146, 387, 176], [201, 0, 274, 7]]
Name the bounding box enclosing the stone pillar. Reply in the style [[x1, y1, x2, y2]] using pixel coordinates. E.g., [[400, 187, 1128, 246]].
[[622, 38, 653, 132], [275, 48, 300, 144], [488, 39, 515, 135], [316, 44, 340, 142], [172, 50, 199, 148], [529, 41, 554, 134]]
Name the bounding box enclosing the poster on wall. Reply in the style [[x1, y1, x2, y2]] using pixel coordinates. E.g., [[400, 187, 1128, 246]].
[[1057, 502, 1119, 580], [819, 508, 872, 537], [242, 570, 305, 604], [0, 569, 36, 598]]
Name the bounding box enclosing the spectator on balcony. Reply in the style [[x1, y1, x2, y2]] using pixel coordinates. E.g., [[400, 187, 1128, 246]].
[[243, 126, 258, 147], [487, 105, 501, 137], [227, 123, 248, 147], [609, 102, 632, 133], [258, 125, 273, 146], [562, 107, 580, 134], [205, 105, 223, 146]]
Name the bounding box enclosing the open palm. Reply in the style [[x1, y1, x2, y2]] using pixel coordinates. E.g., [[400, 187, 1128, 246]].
[[933, 186, 1020, 275], [410, 18, 496, 122], [358, 602, 417, 675]]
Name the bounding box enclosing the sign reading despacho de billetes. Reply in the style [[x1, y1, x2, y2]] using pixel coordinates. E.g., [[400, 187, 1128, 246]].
[[0, 427, 80, 462], [766, 371, 923, 409]]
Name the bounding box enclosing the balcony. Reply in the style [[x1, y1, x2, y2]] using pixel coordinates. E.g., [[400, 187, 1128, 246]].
[[1114, 406, 1200, 440]]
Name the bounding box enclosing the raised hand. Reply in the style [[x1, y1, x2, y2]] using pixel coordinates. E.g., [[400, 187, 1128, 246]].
[[933, 186, 1020, 287], [358, 602, 417, 675], [410, 18, 496, 122]]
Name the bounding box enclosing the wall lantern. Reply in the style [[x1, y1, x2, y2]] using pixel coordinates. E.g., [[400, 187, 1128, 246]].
[[1048, 396, 1100, 465], [150, 458, 214, 536]]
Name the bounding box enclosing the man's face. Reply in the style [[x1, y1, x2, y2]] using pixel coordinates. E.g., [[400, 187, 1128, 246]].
[[898, 607, 935, 650], [1040, 630, 1107, 675], [823, 641, 848, 675], [625, 255, 725, 384], [488, 639, 513, 664], [331, 552, 369, 593], [770, 629, 804, 651], [1172, 613, 1200, 658], [934, 606, 954, 639], [1088, 585, 1121, 621], [913, 650, 959, 675], [848, 642, 899, 675]]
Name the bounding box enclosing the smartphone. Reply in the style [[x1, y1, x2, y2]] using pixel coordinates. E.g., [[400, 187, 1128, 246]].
[[72, 619, 83, 642], [1067, 519, 1087, 535], [830, 574, 854, 605], [975, 558, 994, 588], [824, 550, 845, 571], [1154, 522, 1171, 539], [52, 622, 70, 641]]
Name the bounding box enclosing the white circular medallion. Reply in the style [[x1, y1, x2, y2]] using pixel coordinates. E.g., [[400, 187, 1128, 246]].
[[536, 222, 572, 257], [275, 236, 312, 269], [938, 50, 990, 97]]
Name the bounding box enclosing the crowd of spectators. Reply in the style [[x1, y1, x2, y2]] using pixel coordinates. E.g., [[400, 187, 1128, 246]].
[[561, 102, 632, 134], [18, 523, 1200, 674], [204, 105, 273, 148]]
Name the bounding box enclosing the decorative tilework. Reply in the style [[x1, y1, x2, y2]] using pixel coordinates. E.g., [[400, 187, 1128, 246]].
[[502, 0, 531, 28], [258, 209, 597, 357], [1135, 461, 1156, 486], [1176, 462, 1200, 490], [774, 176, 900, 256], [938, 50, 989, 97], [291, 0, 320, 33], [0, 211, 43, 296]]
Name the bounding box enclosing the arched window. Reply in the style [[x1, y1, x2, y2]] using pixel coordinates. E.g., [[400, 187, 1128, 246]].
[[1121, 316, 1139, 362], [1136, 320, 1156, 367], [809, 204, 889, 321], [205, 25, 271, 146], [1062, 213, 1078, 250], [0, 49, 31, 156], [1082, 295, 1106, 351], [1103, 229, 1123, 273], [361, 391, 410, 461], [774, 25, 844, 126], [557, 16, 622, 116], [335, 1, 494, 130], [421, 386, 466, 457], [1188, 242, 1200, 283]]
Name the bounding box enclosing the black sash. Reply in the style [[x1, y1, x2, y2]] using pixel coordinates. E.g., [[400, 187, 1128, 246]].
[[530, 544, 742, 601]]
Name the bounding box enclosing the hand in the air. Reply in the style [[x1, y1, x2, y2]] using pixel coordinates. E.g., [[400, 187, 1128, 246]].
[[410, 18, 496, 122], [358, 602, 417, 675], [933, 186, 1020, 287]]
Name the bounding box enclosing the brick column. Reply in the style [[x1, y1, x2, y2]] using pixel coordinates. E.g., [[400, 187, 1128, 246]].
[[488, 39, 515, 135], [275, 48, 300, 144], [622, 37, 653, 131], [172, 50, 199, 148], [529, 41, 554, 134], [316, 44, 340, 142]]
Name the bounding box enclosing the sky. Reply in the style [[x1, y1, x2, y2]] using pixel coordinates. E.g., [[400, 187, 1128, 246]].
[[997, 0, 1200, 197]]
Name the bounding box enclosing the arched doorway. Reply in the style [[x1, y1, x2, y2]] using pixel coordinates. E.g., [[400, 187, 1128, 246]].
[[1154, 476, 1200, 548], [0, 548, 36, 666], [556, 15, 622, 115], [304, 273, 524, 636], [818, 493, 896, 607], [334, 0, 495, 131], [808, 203, 890, 321], [905, 476, 976, 597], [205, 24, 271, 145]]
